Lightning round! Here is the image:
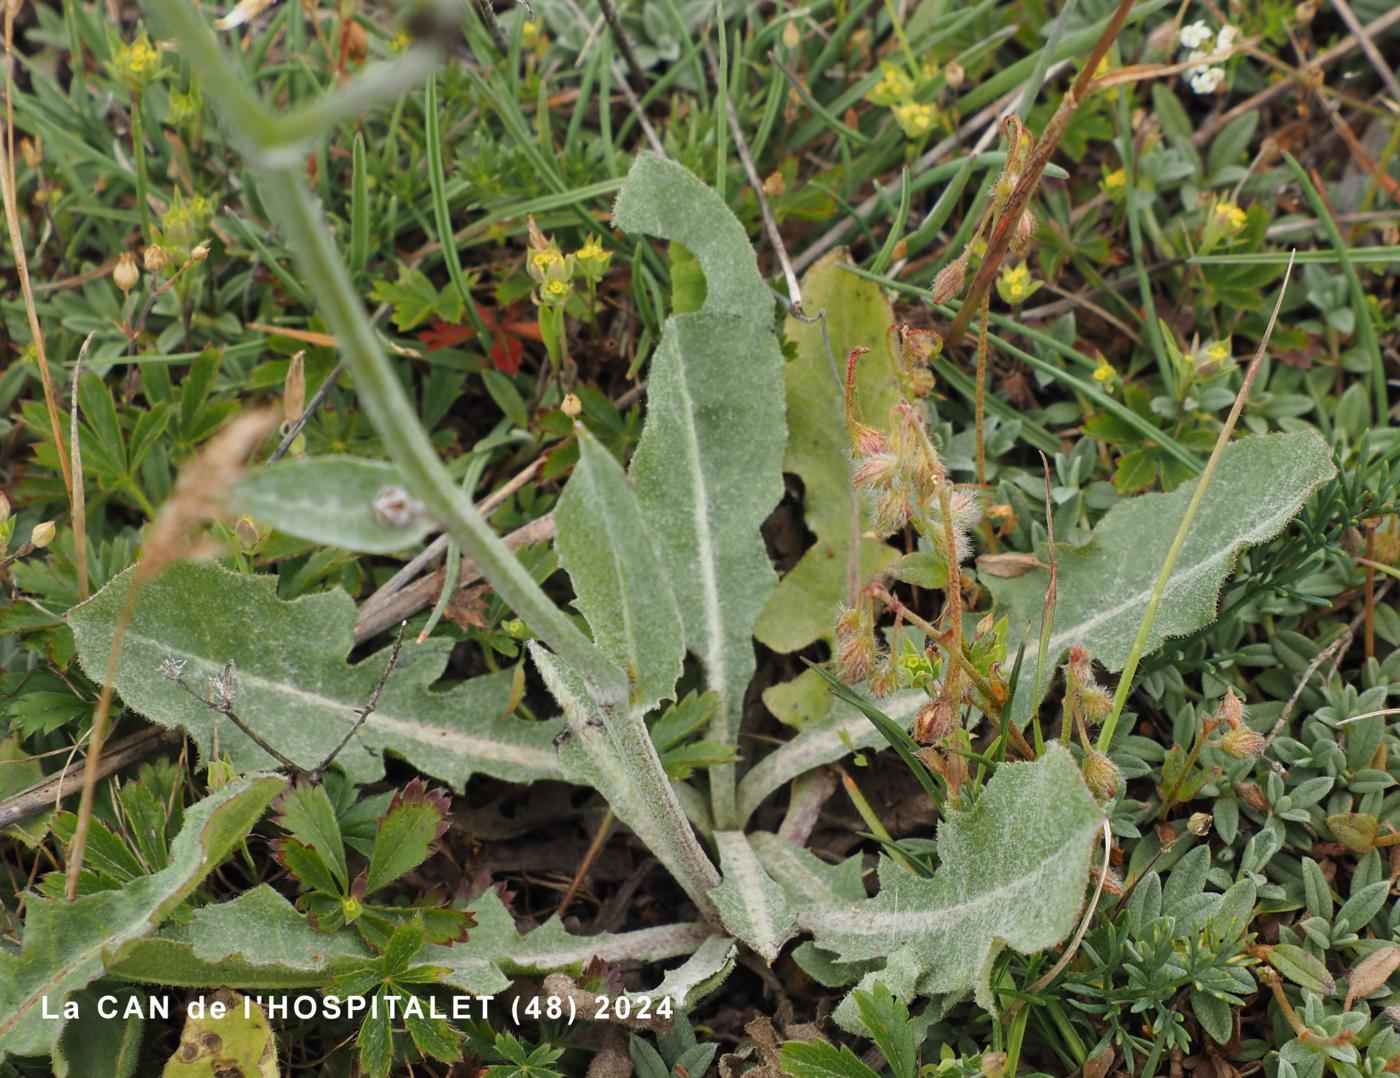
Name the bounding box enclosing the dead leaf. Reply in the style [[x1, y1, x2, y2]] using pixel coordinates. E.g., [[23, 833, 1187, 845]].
[[976, 552, 1049, 578], [1346, 945, 1400, 1010], [446, 583, 491, 631]]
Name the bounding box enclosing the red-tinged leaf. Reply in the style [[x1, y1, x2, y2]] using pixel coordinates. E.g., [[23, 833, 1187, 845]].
[[491, 334, 523, 374], [363, 779, 453, 894], [271, 836, 343, 898], [418, 322, 476, 351]]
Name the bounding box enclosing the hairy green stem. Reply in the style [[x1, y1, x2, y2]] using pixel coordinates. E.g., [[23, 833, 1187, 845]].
[[144, 0, 626, 706]]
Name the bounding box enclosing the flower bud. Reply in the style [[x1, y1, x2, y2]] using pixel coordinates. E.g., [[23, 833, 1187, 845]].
[[1220, 726, 1266, 759], [914, 698, 957, 744], [0, 491, 9, 521], [143, 244, 168, 273], [30, 520, 57, 549], [342, 17, 368, 65], [1187, 812, 1213, 837], [191, 242, 210, 262], [1081, 749, 1120, 800], [1214, 688, 1244, 730], [929, 256, 967, 305], [868, 659, 901, 699], [1012, 209, 1036, 253], [851, 452, 897, 491], [113, 251, 140, 293], [944, 60, 965, 89], [561, 393, 582, 418]]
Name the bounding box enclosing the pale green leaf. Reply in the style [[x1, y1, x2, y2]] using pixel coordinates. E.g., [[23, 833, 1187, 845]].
[[556, 428, 683, 712], [68, 561, 561, 787], [233, 456, 433, 554], [747, 832, 867, 912], [530, 643, 721, 917], [987, 433, 1336, 726], [794, 745, 1102, 1028], [0, 775, 287, 1059], [708, 831, 796, 963], [755, 249, 903, 654], [737, 691, 925, 825], [611, 152, 771, 326], [615, 153, 786, 824]]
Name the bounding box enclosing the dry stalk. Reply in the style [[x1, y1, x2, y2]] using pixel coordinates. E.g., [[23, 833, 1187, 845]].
[[1, 3, 74, 501]]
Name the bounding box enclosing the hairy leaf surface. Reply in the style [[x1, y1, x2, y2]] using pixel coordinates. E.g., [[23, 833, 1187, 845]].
[[68, 562, 561, 786], [0, 775, 286, 1059], [233, 456, 432, 553], [987, 432, 1335, 726], [614, 153, 786, 823], [793, 746, 1102, 1028], [556, 428, 683, 712], [708, 831, 797, 962], [756, 249, 903, 654]]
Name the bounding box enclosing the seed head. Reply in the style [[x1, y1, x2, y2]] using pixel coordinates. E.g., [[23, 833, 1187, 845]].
[[191, 242, 210, 263], [143, 244, 168, 273], [1235, 780, 1269, 811], [561, 393, 582, 418], [1187, 812, 1213, 837]]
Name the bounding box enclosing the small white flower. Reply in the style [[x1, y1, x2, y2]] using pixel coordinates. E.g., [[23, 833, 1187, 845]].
[[1186, 49, 1207, 63], [1179, 20, 1213, 49], [1189, 65, 1226, 94], [1216, 25, 1239, 50]]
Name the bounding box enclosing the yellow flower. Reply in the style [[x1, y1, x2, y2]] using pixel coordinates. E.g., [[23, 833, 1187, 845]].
[[543, 279, 570, 300], [522, 19, 542, 47], [1207, 343, 1229, 363], [1093, 362, 1116, 385], [114, 34, 162, 87], [868, 62, 915, 106], [1213, 200, 1247, 231], [531, 249, 560, 271], [1103, 169, 1126, 191], [389, 29, 412, 53], [995, 262, 1041, 306], [893, 101, 936, 137]]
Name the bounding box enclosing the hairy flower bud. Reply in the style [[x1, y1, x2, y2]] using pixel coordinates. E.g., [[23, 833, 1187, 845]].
[[868, 659, 901, 699], [1220, 726, 1266, 760], [1012, 209, 1036, 253], [143, 244, 168, 273], [1081, 749, 1120, 801], [914, 698, 957, 744], [191, 242, 210, 263], [1214, 688, 1244, 730], [929, 256, 968, 305], [1187, 812, 1213, 837]]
